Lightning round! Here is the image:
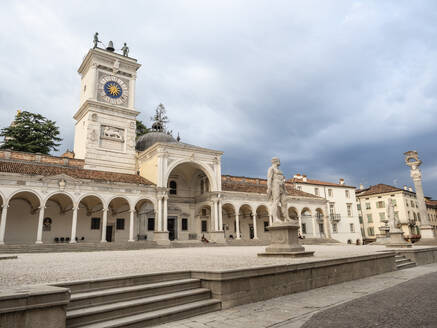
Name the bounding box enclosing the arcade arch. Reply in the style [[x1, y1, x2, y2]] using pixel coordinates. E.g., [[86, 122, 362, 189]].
[[238, 204, 253, 240], [3, 190, 41, 244], [222, 203, 237, 240], [107, 197, 130, 242], [42, 193, 74, 243], [77, 194, 105, 243], [135, 198, 155, 241], [256, 205, 270, 240]]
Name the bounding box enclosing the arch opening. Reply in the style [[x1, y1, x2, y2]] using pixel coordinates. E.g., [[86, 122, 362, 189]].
[[43, 193, 74, 243], [77, 195, 104, 243], [5, 191, 41, 244]]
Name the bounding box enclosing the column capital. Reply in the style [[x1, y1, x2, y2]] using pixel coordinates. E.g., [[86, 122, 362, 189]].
[[130, 209, 136, 214]]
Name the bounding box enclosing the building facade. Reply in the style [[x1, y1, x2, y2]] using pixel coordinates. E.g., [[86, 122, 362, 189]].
[[289, 175, 362, 244], [0, 44, 342, 245], [356, 184, 437, 242]]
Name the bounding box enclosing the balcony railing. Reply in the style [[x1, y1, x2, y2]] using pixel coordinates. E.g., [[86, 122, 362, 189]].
[[330, 214, 341, 222]]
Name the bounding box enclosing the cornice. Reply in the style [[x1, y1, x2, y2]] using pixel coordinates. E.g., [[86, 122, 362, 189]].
[[78, 48, 141, 75], [74, 99, 139, 121]]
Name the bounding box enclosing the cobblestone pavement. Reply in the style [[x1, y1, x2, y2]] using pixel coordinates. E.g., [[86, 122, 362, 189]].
[[302, 269, 437, 328], [156, 263, 437, 328], [0, 245, 402, 287]]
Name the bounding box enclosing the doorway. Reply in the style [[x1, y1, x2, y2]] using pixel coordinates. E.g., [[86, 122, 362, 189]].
[[168, 217, 177, 241], [249, 224, 254, 239], [319, 223, 325, 238], [106, 225, 113, 242]]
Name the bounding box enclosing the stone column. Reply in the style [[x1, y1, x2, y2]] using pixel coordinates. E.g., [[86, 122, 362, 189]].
[[269, 214, 273, 226], [213, 199, 219, 231], [163, 195, 168, 232], [404, 151, 435, 239], [218, 200, 223, 231], [70, 206, 78, 243], [252, 213, 258, 239], [157, 198, 162, 232], [36, 206, 45, 244], [236, 213, 241, 239], [101, 208, 108, 242], [311, 214, 317, 238], [298, 215, 303, 234], [0, 204, 9, 245], [129, 209, 135, 242]]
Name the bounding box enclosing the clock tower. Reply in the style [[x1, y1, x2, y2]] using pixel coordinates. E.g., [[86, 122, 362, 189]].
[[73, 43, 141, 174]]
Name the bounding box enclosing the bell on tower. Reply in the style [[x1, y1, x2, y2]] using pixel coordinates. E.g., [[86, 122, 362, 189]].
[[106, 41, 115, 52]]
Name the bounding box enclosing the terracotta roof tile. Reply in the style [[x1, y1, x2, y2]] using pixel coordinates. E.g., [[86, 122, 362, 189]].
[[221, 175, 321, 198], [0, 160, 154, 185], [355, 184, 407, 197], [426, 199, 437, 208], [288, 177, 356, 189]]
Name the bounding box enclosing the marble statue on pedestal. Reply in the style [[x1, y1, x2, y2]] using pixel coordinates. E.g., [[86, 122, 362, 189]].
[[387, 200, 401, 232], [267, 157, 289, 223], [385, 198, 411, 248], [258, 157, 314, 257]]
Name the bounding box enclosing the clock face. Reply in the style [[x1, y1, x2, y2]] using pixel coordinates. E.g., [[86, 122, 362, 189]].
[[98, 75, 128, 105]]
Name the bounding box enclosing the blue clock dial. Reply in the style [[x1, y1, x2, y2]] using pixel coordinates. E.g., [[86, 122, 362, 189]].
[[104, 81, 123, 99]]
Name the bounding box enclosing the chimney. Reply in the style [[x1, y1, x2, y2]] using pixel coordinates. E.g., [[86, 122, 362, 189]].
[[408, 187, 413, 192], [294, 173, 302, 179], [359, 183, 364, 190], [403, 185, 408, 190], [339, 178, 345, 185], [302, 174, 307, 182]]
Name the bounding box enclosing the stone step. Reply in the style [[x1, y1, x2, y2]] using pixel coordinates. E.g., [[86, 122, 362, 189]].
[[395, 258, 411, 265], [66, 288, 212, 328], [68, 278, 201, 310], [54, 271, 191, 294], [75, 299, 222, 328], [396, 262, 416, 270]]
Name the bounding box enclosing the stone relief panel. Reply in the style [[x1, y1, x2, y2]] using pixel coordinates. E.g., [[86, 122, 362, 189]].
[[101, 125, 124, 142], [100, 125, 125, 152]]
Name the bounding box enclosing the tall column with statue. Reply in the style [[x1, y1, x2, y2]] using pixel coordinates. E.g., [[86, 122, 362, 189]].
[[404, 151, 435, 240], [258, 157, 314, 257]]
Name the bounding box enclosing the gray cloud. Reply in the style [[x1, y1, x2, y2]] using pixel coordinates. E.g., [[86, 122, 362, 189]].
[[1, 0, 437, 197]]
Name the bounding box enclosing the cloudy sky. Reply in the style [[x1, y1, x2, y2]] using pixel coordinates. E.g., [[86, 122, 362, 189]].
[[1, 0, 437, 197]]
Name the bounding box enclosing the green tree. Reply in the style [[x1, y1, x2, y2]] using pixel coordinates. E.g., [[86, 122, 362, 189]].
[[0, 110, 62, 154], [136, 119, 149, 139]]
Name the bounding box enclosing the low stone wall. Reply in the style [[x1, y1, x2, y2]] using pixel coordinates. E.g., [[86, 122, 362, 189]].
[[397, 247, 437, 266], [0, 252, 399, 326], [0, 285, 70, 328], [192, 252, 396, 309]]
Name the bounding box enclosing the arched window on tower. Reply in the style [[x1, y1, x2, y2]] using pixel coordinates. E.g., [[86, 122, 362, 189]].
[[169, 180, 177, 195]]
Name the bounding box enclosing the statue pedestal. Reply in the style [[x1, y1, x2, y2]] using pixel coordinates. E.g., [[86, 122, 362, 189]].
[[375, 225, 390, 244], [415, 225, 437, 245], [153, 232, 170, 246], [208, 231, 226, 244], [385, 231, 412, 248], [419, 225, 436, 239], [258, 222, 314, 257]]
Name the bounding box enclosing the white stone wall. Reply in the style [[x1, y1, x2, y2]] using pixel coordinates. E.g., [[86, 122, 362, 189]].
[[295, 182, 362, 243]]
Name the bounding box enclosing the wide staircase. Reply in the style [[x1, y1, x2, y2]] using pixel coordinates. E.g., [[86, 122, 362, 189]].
[[395, 253, 416, 270], [0, 241, 162, 254], [53, 271, 221, 328]]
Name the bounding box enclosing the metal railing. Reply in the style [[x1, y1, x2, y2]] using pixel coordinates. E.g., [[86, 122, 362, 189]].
[[329, 214, 341, 221]]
